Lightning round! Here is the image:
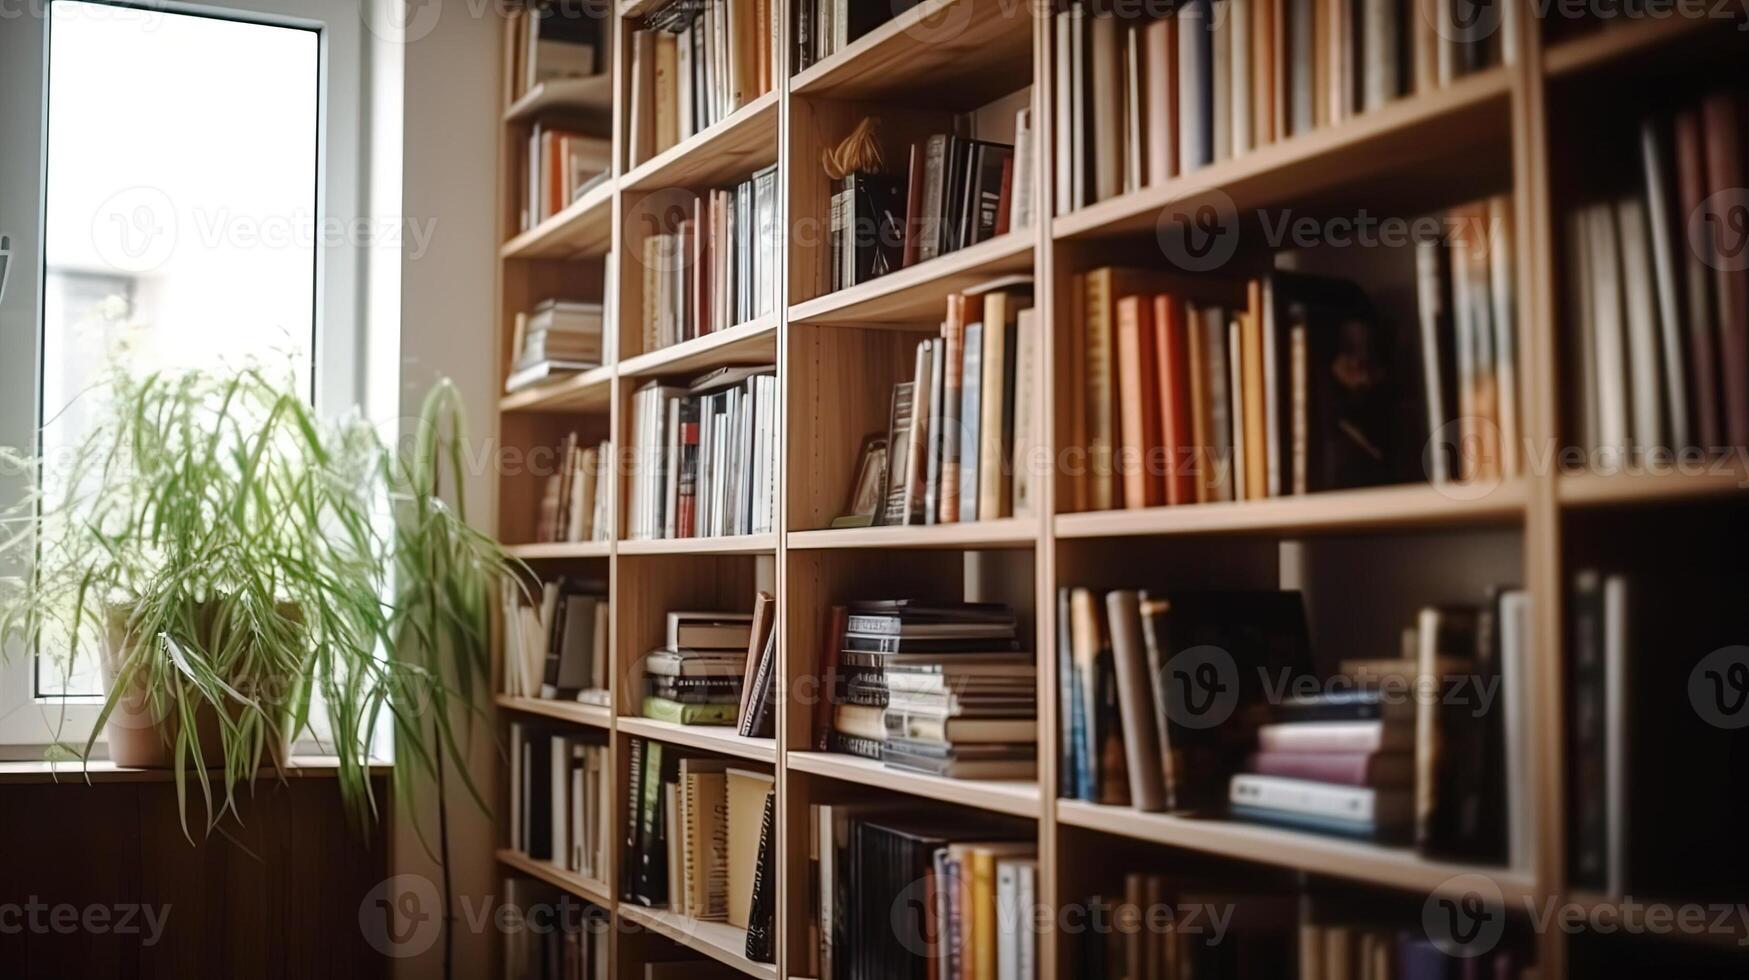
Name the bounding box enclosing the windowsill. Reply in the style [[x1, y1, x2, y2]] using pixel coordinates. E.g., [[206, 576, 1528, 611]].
[[0, 755, 391, 786]]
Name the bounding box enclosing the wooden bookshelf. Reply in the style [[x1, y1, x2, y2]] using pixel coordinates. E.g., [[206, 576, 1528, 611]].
[[487, 8, 1744, 980], [503, 75, 614, 123]]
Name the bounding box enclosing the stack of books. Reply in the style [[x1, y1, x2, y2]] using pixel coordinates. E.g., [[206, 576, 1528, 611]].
[[1054, 0, 1510, 213], [504, 3, 606, 103], [533, 432, 610, 545], [1229, 690, 1416, 842], [521, 126, 612, 232], [829, 116, 1034, 292], [627, 0, 779, 166], [627, 366, 779, 540], [501, 877, 609, 980], [1070, 196, 1519, 511], [622, 738, 777, 963], [509, 723, 612, 883], [642, 610, 755, 725], [502, 577, 610, 706], [821, 600, 1036, 779], [815, 806, 1036, 980], [506, 299, 605, 393], [640, 165, 781, 350], [1564, 90, 1749, 461], [874, 278, 1041, 527]]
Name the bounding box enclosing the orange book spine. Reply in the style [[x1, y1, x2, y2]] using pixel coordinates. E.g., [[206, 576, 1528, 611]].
[[1156, 295, 1195, 506], [1184, 300, 1212, 504], [1242, 282, 1268, 499], [1116, 296, 1162, 509]]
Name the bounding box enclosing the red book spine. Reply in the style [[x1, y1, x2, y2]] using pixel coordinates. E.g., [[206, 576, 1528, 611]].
[[993, 157, 1015, 237], [1155, 294, 1195, 506], [1674, 108, 1721, 449], [1702, 92, 1749, 448]]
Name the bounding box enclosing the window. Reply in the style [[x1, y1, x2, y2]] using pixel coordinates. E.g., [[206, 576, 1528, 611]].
[[36, 2, 321, 698]]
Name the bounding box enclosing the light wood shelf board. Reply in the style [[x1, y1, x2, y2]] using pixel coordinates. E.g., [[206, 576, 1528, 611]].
[[622, 90, 781, 192], [1556, 468, 1749, 508], [617, 314, 779, 378], [501, 179, 616, 260], [0, 756, 390, 785], [499, 363, 616, 414], [787, 231, 1035, 326], [789, 0, 1036, 106], [504, 75, 615, 123], [787, 516, 1039, 550], [615, 532, 778, 556], [787, 750, 1041, 819], [615, 716, 777, 763], [1542, 16, 1719, 77], [1054, 481, 1528, 539], [505, 540, 614, 560], [1057, 801, 1537, 905], [1051, 67, 1513, 242], [497, 848, 613, 905], [496, 694, 614, 729], [617, 904, 778, 980]]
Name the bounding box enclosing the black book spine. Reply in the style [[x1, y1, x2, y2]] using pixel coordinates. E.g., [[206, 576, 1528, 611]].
[[620, 736, 644, 902], [743, 790, 778, 962], [528, 733, 553, 861]]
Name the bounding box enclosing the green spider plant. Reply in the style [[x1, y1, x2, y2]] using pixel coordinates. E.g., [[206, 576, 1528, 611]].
[[0, 363, 511, 853]]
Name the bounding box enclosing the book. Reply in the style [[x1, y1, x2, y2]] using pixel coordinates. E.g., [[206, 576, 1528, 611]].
[[641, 696, 738, 726]]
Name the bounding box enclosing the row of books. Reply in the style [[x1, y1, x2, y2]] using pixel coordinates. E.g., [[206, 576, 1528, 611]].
[[628, 0, 779, 167], [640, 165, 780, 352], [869, 278, 1041, 528], [502, 577, 611, 706], [1564, 90, 1749, 459], [506, 298, 605, 393], [815, 804, 1037, 980], [621, 737, 777, 963], [818, 601, 1037, 780], [521, 126, 611, 232], [626, 366, 778, 540], [503, 3, 606, 106], [791, 0, 918, 72], [509, 725, 613, 884], [1076, 880, 1529, 978], [1057, 586, 1529, 861], [1568, 566, 1748, 902], [1054, 0, 1511, 213], [1070, 198, 1518, 511], [828, 111, 1034, 292], [501, 878, 608, 980], [534, 433, 610, 545]]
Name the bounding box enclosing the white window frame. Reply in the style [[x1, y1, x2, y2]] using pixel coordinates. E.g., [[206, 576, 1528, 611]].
[[0, 0, 386, 753]]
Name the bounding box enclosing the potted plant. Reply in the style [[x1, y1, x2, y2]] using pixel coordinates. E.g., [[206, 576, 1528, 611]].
[[0, 364, 509, 861]]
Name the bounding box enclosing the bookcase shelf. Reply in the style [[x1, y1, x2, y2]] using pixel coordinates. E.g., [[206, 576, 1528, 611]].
[[617, 904, 778, 980], [1541, 15, 1721, 78], [1056, 801, 1538, 907], [1054, 481, 1528, 539], [787, 516, 1039, 550], [500, 178, 617, 260], [616, 532, 778, 556], [1050, 66, 1514, 242], [499, 363, 615, 414], [787, 230, 1035, 326], [504, 75, 615, 123], [487, 7, 1741, 979], [496, 848, 613, 906], [621, 90, 781, 193], [616, 716, 778, 763], [1556, 468, 1749, 509], [788, 0, 1036, 106], [616, 314, 780, 378], [496, 694, 614, 729], [786, 750, 1041, 819]]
